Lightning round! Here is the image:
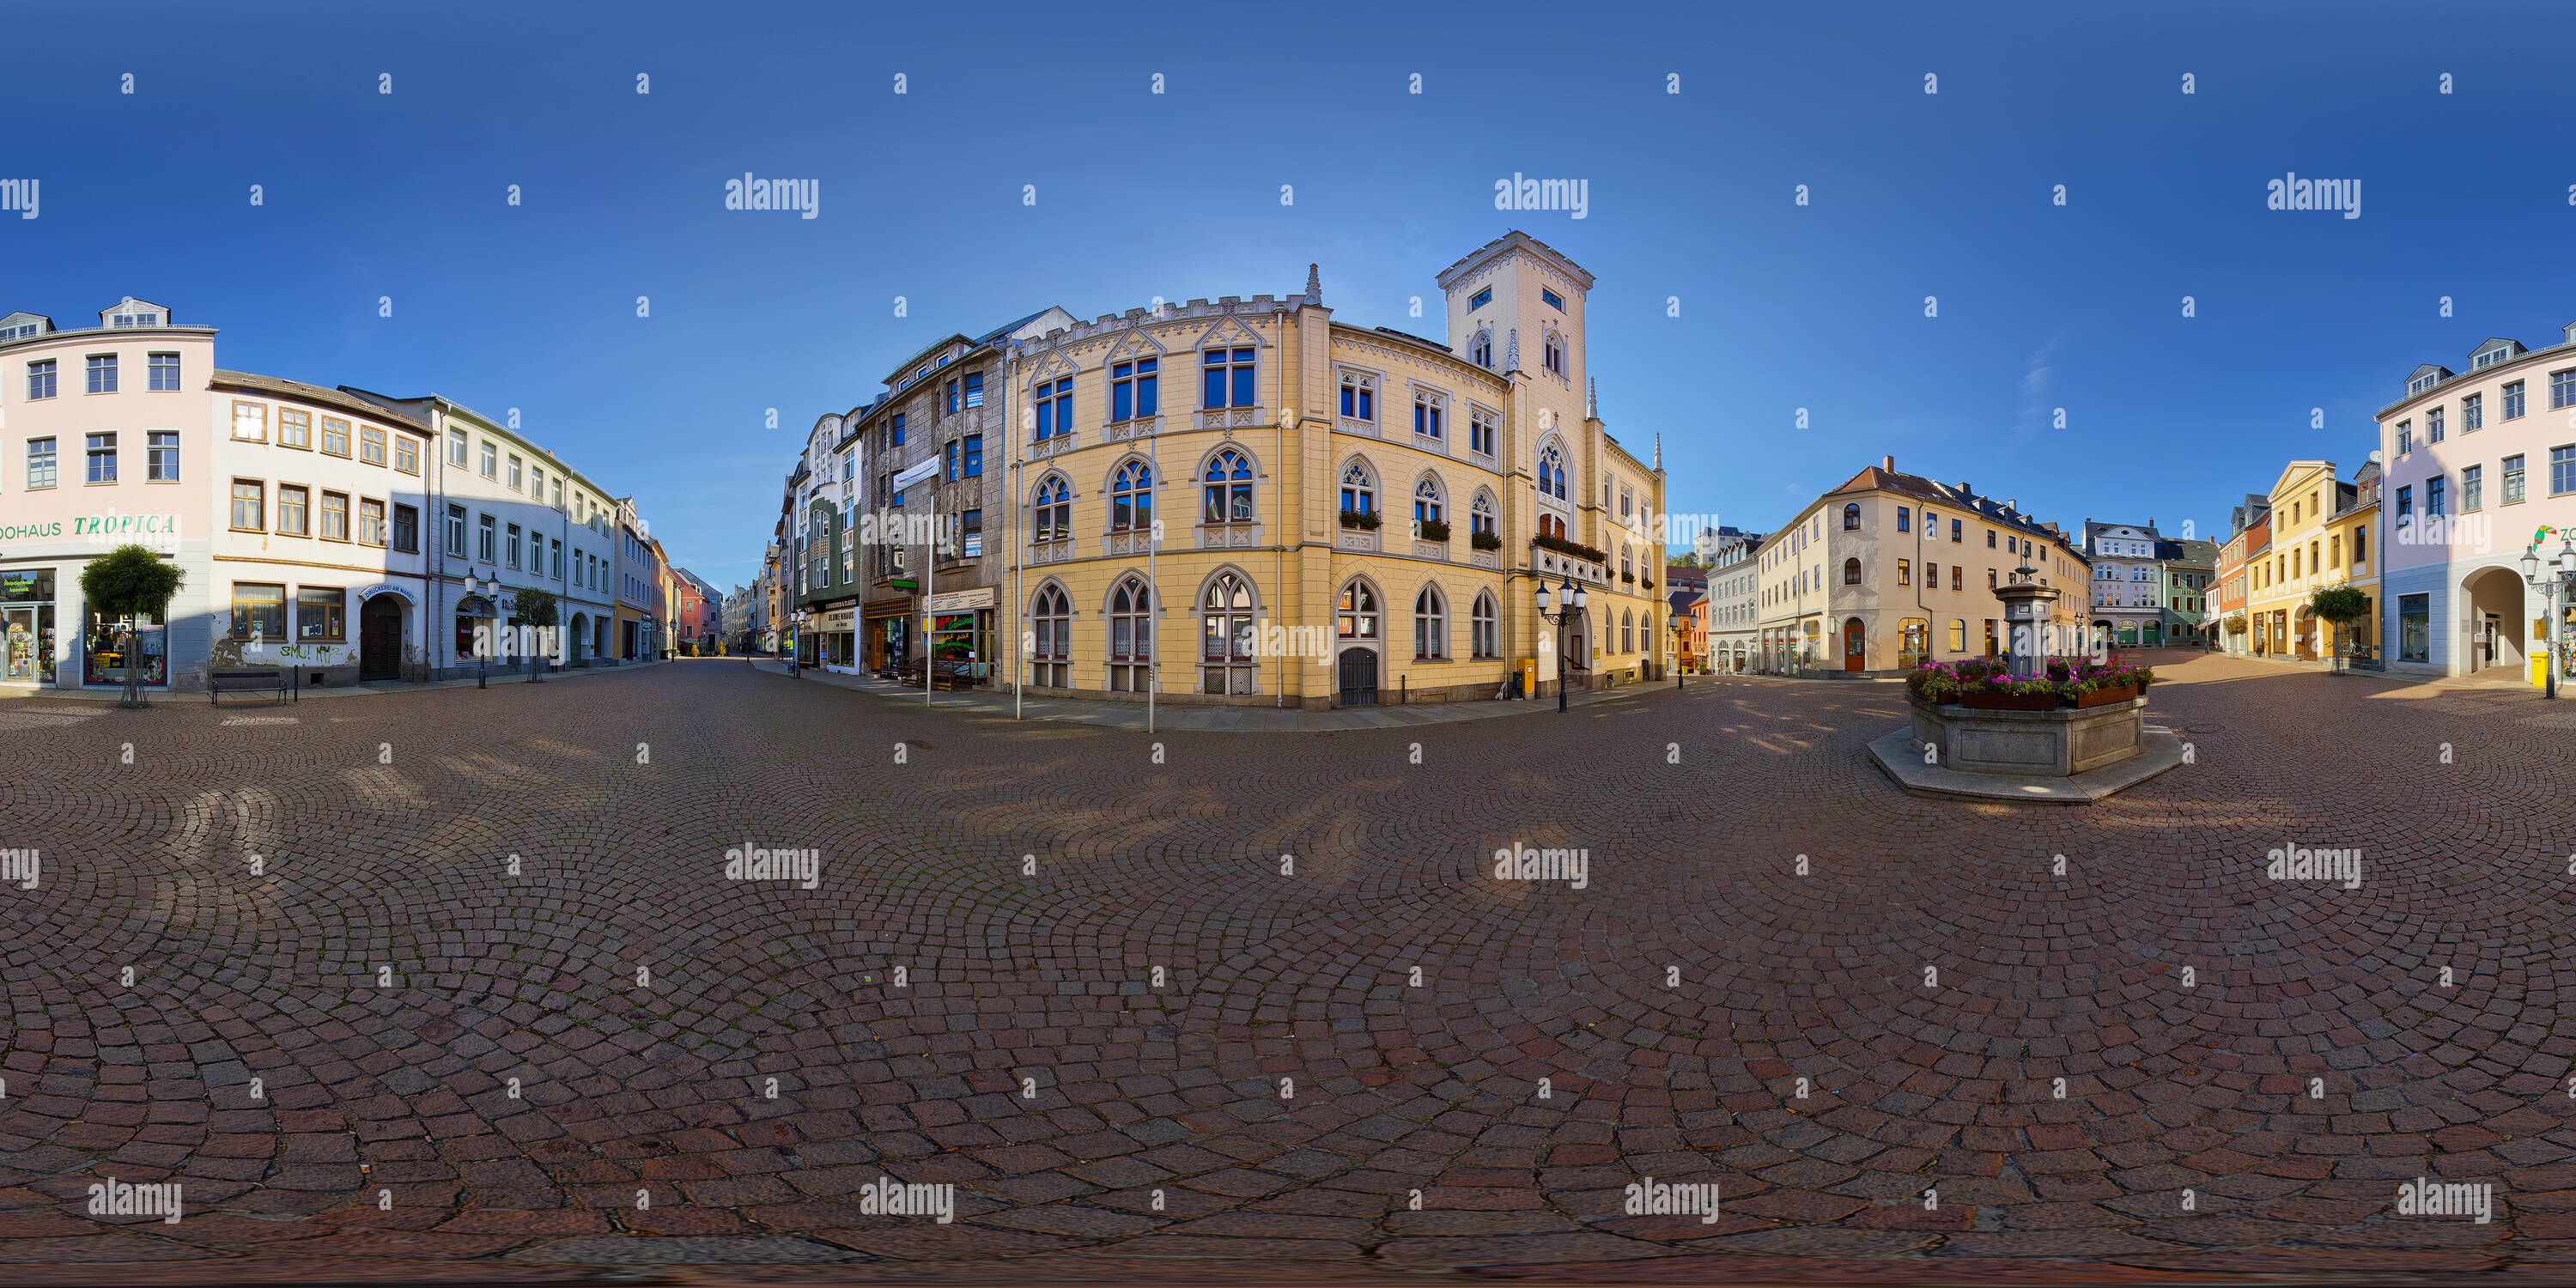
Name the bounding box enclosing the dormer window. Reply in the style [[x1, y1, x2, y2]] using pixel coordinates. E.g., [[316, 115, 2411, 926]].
[[2409, 370, 2445, 395]]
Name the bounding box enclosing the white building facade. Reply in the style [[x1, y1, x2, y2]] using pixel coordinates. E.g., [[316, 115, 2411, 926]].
[[1701, 527, 1764, 674], [2083, 519, 2166, 647], [0, 296, 637, 692]]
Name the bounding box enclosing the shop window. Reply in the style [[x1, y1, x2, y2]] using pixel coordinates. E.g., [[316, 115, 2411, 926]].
[[72, 611, 144, 690], [230, 583, 287, 641], [298, 587, 346, 641]]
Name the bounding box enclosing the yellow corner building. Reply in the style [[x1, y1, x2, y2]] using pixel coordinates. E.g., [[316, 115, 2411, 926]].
[[1003, 232, 1665, 710]]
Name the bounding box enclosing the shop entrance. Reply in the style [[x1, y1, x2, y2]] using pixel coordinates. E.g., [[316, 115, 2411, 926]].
[[930, 611, 982, 684], [3, 607, 53, 683], [3, 569, 59, 684], [361, 594, 405, 680], [873, 617, 910, 673]]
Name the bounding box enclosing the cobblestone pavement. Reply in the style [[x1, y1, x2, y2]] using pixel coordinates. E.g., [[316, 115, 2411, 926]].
[[5, 653, 2576, 1285]]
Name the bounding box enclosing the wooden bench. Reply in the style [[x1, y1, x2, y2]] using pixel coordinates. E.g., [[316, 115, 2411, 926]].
[[209, 669, 294, 706]]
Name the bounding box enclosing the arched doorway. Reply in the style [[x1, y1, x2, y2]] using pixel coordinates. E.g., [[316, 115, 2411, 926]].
[[2293, 606, 2318, 660], [1843, 617, 1866, 671], [359, 593, 406, 681], [568, 612, 589, 664], [2464, 566, 2525, 674], [1564, 608, 1589, 674], [1336, 647, 1377, 706], [1898, 617, 1928, 669]]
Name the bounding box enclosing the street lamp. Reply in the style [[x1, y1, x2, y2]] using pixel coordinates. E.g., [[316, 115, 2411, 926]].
[[1534, 576, 1586, 713], [465, 575, 489, 690], [2525, 538, 2576, 699]]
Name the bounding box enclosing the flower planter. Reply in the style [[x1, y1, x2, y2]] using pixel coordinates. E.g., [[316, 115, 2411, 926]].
[[1907, 693, 2150, 778], [1958, 690, 2057, 711], [2072, 683, 2142, 709]]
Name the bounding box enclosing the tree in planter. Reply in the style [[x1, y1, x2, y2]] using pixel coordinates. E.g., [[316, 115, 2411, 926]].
[[79, 545, 185, 708], [509, 586, 561, 683], [2307, 585, 2371, 671]]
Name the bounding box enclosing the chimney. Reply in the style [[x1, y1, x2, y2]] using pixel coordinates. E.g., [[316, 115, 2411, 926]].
[[1957, 481, 1972, 497], [2007, 499, 2018, 513], [1880, 455, 1894, 471]]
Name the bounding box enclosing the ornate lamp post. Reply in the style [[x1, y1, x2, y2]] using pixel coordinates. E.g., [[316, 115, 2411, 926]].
[[465, 574, 490, 690], [1534, 576, 1586, 713], [2519, 535, 2576, 699]]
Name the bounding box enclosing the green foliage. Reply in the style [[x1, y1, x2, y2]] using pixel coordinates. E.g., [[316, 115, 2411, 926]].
[[508, 586, 561, 628], [2308, 585, 2370, 625], [79, 544, 184, 618], [79, 546, 183, 708]]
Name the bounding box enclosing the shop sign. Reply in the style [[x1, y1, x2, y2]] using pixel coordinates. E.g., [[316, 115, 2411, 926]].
[[819, 608, 855, 630], [926, 587, 994, 613], [0, 513, 181, 544]]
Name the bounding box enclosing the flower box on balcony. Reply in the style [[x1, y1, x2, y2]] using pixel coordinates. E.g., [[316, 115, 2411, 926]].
[[1532, 532, 1607, 564], [1471, 531, 1503, 551], [1415, 519, 1450, 542], [1339, 509, 1382, 531]]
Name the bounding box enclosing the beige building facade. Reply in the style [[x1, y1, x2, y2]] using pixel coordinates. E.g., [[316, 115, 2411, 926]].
[[1757, 459, 2090, 673]]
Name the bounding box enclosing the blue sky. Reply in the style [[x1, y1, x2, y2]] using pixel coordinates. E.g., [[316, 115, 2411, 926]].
[[9, 2, 2575, 580]]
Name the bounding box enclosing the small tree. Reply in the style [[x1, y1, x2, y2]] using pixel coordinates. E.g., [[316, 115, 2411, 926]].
[[2308, 585, 2371, 670], [510, 587, 561, 683], [79, 544, 185, 708]]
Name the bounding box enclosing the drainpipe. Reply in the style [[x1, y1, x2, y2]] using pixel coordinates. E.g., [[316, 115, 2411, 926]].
[[431, 404, 445, 683], [1011, 348, 1022, 719], [1276, 304, 1287, 708]]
